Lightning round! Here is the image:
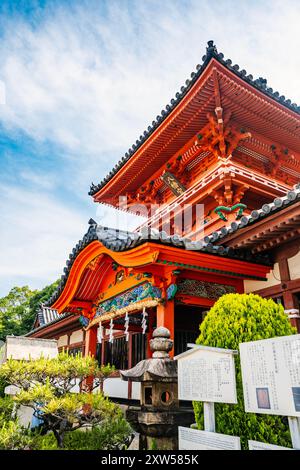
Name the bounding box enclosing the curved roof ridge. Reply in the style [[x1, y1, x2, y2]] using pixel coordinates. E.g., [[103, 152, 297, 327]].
[[45, 220, 270, 308]]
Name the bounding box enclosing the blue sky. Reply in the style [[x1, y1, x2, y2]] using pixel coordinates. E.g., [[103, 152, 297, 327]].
[[0, 0, 299, 296]]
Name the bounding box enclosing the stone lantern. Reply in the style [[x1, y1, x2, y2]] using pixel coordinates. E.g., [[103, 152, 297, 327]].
[[120, 327, 194, 450]]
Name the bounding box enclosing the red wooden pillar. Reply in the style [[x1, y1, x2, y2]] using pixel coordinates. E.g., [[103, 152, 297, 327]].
[[288, 313, 300, 332], [101, 339, 105, 366], [85, 327, 97, 358], [67, 333, 71, 352], [146, 310, 155, 359], [82, 329, 86, 356], [283, 291, 300, 332], [278, 258, 300, 331], [156, 300, 175, 358], [128, 332, 133, 400]]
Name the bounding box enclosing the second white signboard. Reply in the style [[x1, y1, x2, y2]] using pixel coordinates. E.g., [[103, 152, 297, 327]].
[[240, 334, 300, 417], [248, 440, 292, 450]]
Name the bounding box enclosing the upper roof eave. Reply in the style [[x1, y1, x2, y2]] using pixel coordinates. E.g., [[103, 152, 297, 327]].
[[89, 40, 300, 199]]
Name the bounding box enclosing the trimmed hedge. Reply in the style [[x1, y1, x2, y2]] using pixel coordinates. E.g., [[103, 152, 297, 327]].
[[193, 293, 296, 449]]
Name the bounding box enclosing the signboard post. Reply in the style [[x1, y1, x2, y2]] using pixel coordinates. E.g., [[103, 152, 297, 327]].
[[203, 402, 215, 432], [288, 417, 300, 449], [239, 334, 300, 450]]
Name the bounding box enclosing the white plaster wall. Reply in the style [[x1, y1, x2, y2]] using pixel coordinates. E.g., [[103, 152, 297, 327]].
[[288, 251, 300, 281], [132, 382, 141, 400], [57, 334, 68, 348], [70, 329, 83, 344], [102, 377, 140, 399], [70, 378, 81, 393], [244, 262, 280, 293], [17, 405, 34, 427], [103, 377, 129, 399], [3, 336, 58, 361]]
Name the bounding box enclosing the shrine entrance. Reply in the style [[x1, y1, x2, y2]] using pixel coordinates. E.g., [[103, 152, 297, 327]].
[[174, 304, 206, 356]]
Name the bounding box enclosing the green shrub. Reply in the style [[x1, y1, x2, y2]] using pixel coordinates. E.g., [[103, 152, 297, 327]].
[[0, 377, 7, 398], [0, 420, 33, 450], [193, 293, 296, 449], [63, 417, 132, 450], [0, 396, 15, 424], [31, 431, 58, 450], [32, 417, 132, 450], [0, 352, 116, 448]]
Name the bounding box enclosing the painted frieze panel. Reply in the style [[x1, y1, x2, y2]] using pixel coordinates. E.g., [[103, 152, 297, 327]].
[[95, 282, 162, 318], [176, 279, 236, 299]]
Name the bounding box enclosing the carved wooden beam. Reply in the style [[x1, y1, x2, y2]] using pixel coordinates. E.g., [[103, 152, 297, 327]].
[[197, 111, 251, 160], [233, 184, 249, 205], [269, 145, 294, 177]]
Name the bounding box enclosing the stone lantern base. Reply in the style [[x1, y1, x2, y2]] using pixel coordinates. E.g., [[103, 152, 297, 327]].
[[126, 406, 195, 450], [120, 327, 195, 450]]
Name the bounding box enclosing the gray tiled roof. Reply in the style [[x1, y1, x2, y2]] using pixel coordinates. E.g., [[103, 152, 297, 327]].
[[27, 312, 73, 337], [89, 40, 300, 197], [204, 184, 300, 245], [45, 218, 271, 308], [37, 306, 60, 326]]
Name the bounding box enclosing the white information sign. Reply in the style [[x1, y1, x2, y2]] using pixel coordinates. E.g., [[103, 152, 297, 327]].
[[240, 334, 300, 417], [176, 345, 237, 403], [178, 427, 241, 450], [248, 440, 292, 450]]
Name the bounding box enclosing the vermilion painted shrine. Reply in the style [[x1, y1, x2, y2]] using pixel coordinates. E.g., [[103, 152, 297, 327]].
[[27, 41, 300, 393]]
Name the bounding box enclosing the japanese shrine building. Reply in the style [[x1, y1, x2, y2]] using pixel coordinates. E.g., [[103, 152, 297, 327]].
[[27, 41, 300, 397]]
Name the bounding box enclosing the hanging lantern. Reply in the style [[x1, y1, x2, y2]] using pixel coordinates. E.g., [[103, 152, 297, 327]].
[[124, 312, 129, 342], [97, 323, 103, 344], [141, 306, 148, 334], [109, 318, 114, 343]]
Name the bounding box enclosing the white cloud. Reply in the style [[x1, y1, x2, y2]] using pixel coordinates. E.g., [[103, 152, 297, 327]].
[[0, 0, 298, 163], [0, 183, 88, 292], [19, 169, 56, 190]]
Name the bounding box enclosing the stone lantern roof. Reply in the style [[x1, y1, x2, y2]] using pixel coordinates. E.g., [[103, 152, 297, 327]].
[[120, 327, 177, 383]]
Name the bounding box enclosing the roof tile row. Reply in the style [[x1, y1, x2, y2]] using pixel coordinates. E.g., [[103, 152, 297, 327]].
[[204, 183, 300, 245], [45, 218, 271, 307]]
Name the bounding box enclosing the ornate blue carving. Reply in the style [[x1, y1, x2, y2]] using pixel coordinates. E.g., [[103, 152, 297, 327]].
[[79, 315, 89, 327], [167, 284, 178, 300], [96, 282, 161, 318]]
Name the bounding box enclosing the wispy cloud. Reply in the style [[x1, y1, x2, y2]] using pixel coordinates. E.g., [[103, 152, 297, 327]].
[[0, 182, 87, 290], [0, 0, 299, 294], [1, 1, 299, 164]]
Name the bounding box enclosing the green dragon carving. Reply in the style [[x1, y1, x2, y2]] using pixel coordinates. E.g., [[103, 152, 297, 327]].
[[214, 203, 247, 222]]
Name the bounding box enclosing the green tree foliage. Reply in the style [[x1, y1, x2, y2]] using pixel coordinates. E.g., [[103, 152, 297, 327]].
[[26, 280, 60, 332], [0, 396, 16, 423], [0, 352, 122, 448], [0, 280, 59, 340], [0, 396, 30, 450], [193, 293, 296, 449], [0, 420, 33, 450], [0, 286, 35, 339]]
